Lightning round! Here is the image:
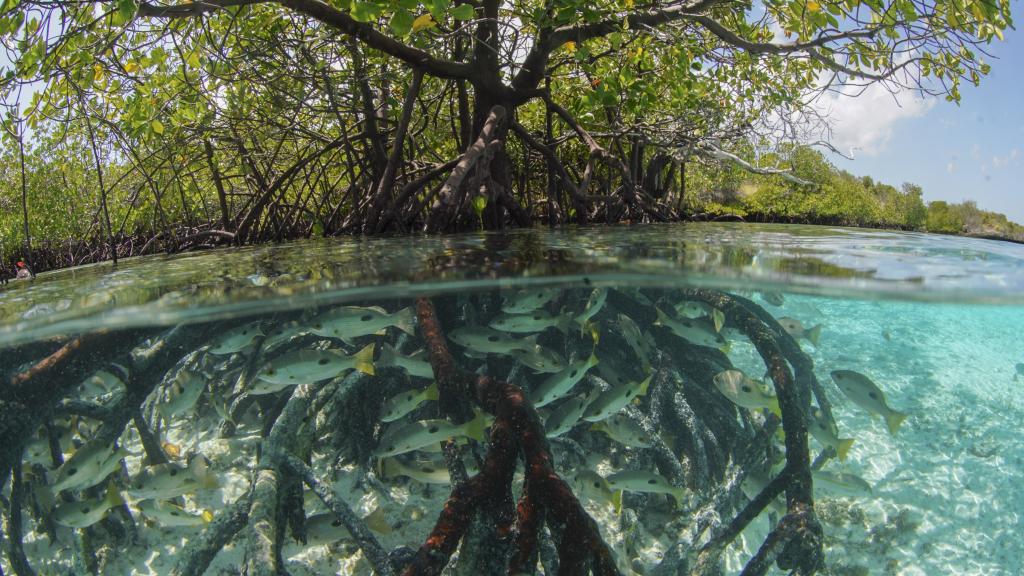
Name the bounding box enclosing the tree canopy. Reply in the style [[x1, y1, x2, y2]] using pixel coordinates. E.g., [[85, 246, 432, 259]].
[[0, 0, 1015, 261]]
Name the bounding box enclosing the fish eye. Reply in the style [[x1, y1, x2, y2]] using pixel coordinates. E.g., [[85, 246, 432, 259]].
[[428, 426, 439, 433], [593, 482, 600, 488], [318, 358, 330, 365], [266, 369, 276, 376], [314, 323, 322, 329], [81, 506, 91, 513], [570, 370, 578, 377], [387, 445, 395, 451], [868, 392, 878, 399], [289, 375, 296, 380], [647, 479, 657, 485], [69, 467, 78, 476], [171, 511, 181, 516], [533, 314, 542, 319], [423, 467, 435, 473], [332, 520, 343, 527], [741, 385, 752, 393], [170, 469, 178, 476], [360, 315, 373, 322], [488, 336, 499, 342]]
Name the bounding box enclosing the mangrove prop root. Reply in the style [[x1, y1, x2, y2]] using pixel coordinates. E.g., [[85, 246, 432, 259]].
[[678, 288, 823, 574], [406, 297, 620, 576], [284, 455, 396, 576]]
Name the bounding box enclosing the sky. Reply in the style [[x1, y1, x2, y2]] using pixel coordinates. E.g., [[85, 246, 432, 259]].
[[817, 16, 1024, 223]]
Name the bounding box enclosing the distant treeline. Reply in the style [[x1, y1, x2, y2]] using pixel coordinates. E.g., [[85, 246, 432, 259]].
[[1, 141, 1021, 275], [682, 146, 1024, 242]]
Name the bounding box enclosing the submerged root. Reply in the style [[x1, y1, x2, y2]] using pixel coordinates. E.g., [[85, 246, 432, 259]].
[[0, 287, 831, 576]]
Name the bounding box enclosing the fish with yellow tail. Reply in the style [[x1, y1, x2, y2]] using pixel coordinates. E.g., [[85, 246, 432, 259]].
[[531, 353, 599, 407], [712, 369, 781, 416], [574, 288, 608, 334], [52, 483, 125, 528], [606, 470, 686, 506], [830, 369, 907, 435], [674, 301, 726, 333], [511, 345, 566, 373], [777, 317, 822, 347], [50, 441, 131, 493], [582, 374, 652, 422], [127, 459, 219, 500], [572, 470, 622, 510], [808, 408, 855, 461], [156, 368, 206, 420], [545, 387, 601, 437], [591, 414, 652, 448], [380, 382, 439, 423], [252, 343, 375, 394], [374, 411, 490, 457], [378, 343, 434, 379], [301, 507, 392, 546], [308, 306, 415, 344], [616, 313, 653, 374], [138, 500, 215, 527], [654, 308, 730, 352]]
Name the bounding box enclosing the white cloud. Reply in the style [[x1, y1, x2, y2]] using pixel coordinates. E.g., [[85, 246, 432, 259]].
[[988, 148, 1019, 170], [812, 84, 934, 157], [946, 162, 956, 174]]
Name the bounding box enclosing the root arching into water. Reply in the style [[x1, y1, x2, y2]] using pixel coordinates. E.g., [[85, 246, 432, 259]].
[[0, 287, 835, 575]]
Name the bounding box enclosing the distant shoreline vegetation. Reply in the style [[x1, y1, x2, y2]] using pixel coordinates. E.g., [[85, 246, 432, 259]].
[[680, 146, 1024, 245], [2, 144, 1021, 275]]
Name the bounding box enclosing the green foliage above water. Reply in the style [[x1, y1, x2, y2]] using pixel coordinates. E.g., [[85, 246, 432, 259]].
[[683, 146, 1023, 241]]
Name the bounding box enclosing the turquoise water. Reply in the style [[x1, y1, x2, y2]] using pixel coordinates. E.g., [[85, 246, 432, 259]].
[[0, 223, 1021, 575]]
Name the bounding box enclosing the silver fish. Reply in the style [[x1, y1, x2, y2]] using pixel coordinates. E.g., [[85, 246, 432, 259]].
[[830, 370, 907, 435], [252, 344, 375, 394], [713, 370, 780, 415], [655, 308, 729, 351], [378, 343, 434, 379], [52, 484, 125, 528], [449, 327, 537, 356], [545, 387, 601, 438], [582, 374, 652, 422], [301, 507, 391, 546], [511, 345, 566, 373], [208, 321, 263, 355], [380, 382, 439, 423], [760, 292, 785, 306], [674, 301, 726, 332], [531, 353, 600, 407], [308, 306, 415, 344], [127, 462, 218, 500], [156, 369, 206, 420], [51, 441, 129, 493], [616, 313, 653, 373], [574, 288, 608, 326], [808, 408, 854, 461], [606, 470, 686, 504], [777, 317, 821, 346], [592, 414, 652, 448], [573, 470, 621, 509], [812, 470, 873, 497], [489, 310, 574, 334], [374, 412, 489, 458], [501, 288, 559, 313]]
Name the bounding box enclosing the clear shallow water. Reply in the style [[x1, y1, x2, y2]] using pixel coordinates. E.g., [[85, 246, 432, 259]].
[[1, 223, 1022, 575]]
